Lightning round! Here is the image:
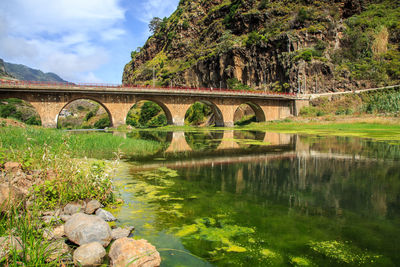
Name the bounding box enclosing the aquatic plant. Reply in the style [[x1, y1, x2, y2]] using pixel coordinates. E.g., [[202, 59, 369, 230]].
[[309, 240, 381, 265]]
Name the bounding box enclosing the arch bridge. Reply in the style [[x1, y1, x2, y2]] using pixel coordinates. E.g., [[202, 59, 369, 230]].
[[0, 81, 309, 128]]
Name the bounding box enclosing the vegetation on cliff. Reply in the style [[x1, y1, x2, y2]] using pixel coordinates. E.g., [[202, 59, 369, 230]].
[[300, 86, 400, 117], [123, 0, 400, 93]]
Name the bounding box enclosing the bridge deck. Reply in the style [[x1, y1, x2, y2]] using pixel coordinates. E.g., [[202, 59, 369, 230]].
[[0, 80, 304, 100]]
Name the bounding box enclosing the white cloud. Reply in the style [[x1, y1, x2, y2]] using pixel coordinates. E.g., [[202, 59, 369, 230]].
[[0, 0, 126, 82], [137, 0, 180, 23]]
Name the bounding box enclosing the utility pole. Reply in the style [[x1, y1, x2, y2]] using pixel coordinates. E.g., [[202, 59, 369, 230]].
[[152, 67, 155, 87]]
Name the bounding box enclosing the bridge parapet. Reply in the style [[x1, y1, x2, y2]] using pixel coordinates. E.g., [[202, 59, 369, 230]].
[[0, 80, 305, 100]]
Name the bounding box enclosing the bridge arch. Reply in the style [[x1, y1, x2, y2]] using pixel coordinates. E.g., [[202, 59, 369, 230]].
[[234, 102, 266, 126], [56, 97, 112, 129], [128, 99, 173, 127], [185, 100, 224, 127]]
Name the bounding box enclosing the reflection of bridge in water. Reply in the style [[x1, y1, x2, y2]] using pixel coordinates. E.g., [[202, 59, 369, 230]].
[[130, 131, 296, 170], [164, 131, 293, 153], [126, 132, 390, 171], [114, 130, 294, 154]]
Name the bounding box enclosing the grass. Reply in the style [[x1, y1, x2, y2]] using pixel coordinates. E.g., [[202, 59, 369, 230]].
[[239, 118, 400, 141], [0, 126, 165, 160], [0, 124, 169, 265]]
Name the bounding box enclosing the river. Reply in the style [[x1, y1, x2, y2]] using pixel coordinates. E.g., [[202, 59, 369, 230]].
[[106, 130, 400, 266]]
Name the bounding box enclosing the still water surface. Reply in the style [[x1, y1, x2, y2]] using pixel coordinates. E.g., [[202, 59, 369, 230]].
[[110, 130, 400, 266]]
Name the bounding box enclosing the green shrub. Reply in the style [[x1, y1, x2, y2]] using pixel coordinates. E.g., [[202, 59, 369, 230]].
[[26, 116, 41, 126], [0, 104, 17, 118], [227, 78, 252, 91], [300, 106, 318, 116], [223, 1, 241, 27], [185, 102, 212, 125], [94, 117, 111, 129], [84, 111, 95, 121], [245, 31, 267, 47]]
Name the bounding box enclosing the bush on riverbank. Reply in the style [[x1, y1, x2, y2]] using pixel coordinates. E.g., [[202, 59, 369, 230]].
[[300, 87, 400, 117]]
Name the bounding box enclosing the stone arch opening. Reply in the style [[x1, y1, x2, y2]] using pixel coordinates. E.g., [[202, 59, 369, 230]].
[[0, 97, 42, 125], [234, 102, 266, 126], [57, 98, 112, 129], [126, 100, 172, 128], [185, 100, 224, 127]]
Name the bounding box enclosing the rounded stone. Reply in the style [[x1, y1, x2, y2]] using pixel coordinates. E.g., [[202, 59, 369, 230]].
[[63, 203, 83, 215], [73, 242, 106, 267], [95, 208, 117, 222], [109, 237, 161, 267], [64, 213, 112, 247], [85, 199, 102, 214]]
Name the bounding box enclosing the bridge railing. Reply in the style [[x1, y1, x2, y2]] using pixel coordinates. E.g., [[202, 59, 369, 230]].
[[0, 79, 297, 97]]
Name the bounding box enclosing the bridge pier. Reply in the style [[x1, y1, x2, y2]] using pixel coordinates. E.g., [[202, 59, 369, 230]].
[[163, 103, 191, 126], [30, 101, 65, 128]]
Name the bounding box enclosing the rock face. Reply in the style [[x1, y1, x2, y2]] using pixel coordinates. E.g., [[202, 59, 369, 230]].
[[109, 238, 161, 267], [64, 213, 112, 247], [123, 0, 400, 93], [73, 242, 106, 266]]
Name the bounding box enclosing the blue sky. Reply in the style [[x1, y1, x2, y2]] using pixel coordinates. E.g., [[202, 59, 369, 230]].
[[0, 0, 179, 83]]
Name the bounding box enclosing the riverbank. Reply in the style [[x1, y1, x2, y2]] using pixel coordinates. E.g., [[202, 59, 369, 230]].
[[240, 116, 400, 141], [123, 115, 400, 142], [0, 123, 165, 265]]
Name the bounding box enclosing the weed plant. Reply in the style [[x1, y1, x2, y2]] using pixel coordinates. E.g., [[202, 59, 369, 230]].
[[0, 205, 61, 266]]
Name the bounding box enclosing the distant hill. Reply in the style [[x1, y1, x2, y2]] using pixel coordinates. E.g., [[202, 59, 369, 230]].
[[2, 60, 66, 82], [0, 59, 15, 80]]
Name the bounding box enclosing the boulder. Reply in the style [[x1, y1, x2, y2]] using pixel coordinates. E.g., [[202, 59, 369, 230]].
[[64, 213, 112, 247], [60, 214, 72, 222], [111, 226, 135, 240], [3, 162, 21, 172], [0, 236, 23, 259], [0, 184, 23, 212], [41, 215, 59, 224], [85, 199, 102, 214], [63, 203, 84, 215], [73, 242, 106, 266], [43, 225, 65, 240], [109, 238, 161, 267], [95, 208, 117, 222]]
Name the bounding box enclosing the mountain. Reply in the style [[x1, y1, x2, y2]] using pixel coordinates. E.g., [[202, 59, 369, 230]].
[[3, 60, 66, 82], [0, 59, 15, 80], [122, 0, 400, 94]]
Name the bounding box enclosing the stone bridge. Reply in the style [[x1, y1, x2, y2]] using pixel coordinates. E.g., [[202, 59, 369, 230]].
[[0, 81, 309, 128]]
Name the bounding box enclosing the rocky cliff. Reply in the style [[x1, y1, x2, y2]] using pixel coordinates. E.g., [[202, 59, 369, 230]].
[[123, 0, 400, 93]]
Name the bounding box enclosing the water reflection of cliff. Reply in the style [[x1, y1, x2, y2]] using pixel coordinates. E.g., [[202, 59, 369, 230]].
[[124, 130, 400, 219], [175, 135, 400, 219]]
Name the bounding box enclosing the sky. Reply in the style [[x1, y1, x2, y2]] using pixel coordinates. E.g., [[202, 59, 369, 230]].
[[0, 0, 180, 83]]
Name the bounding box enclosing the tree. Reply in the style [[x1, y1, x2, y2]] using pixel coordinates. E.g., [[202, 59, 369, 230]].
[[149, 17, 162, 34]]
